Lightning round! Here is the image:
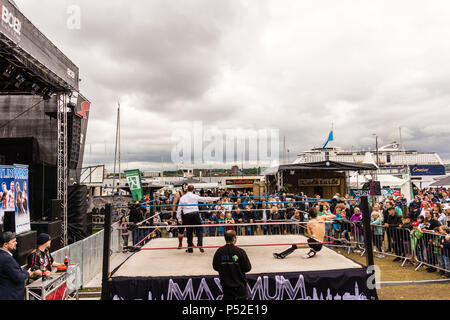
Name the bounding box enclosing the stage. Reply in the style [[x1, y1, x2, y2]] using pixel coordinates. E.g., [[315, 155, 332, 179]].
[[107, 235, 372, 300]]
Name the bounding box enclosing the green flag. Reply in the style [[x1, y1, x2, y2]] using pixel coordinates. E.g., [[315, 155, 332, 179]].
[[124, 169, 143, 201]]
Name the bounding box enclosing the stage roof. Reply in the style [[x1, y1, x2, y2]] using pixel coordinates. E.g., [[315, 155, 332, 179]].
[[0, 0, 79, 95], [264, 161, 378, 175]]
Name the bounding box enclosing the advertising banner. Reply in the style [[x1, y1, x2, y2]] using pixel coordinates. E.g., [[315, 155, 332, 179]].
[[350, 188, 401, 199], [14, 164, 31, 234], [109, 268, 371, 300], [409, 165, 446, 176], [124, 169, 143, 202], [0, 164, 31, 234], [225, 179, 260, 186], [0, 165, 15, 225]]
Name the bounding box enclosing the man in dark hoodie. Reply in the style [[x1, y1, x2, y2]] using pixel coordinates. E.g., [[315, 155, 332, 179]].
[[213, 230, 252, 300]]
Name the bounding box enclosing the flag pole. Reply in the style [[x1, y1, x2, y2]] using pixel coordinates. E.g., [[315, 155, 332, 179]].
[[118, 101, 121, 188], [112, 105, 119, 197]]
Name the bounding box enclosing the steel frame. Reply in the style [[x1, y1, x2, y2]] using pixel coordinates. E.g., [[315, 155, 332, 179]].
[[57, 93, 68, 246]]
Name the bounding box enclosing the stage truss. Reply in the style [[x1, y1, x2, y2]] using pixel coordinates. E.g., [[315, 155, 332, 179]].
[[57, 93, 68, 246]]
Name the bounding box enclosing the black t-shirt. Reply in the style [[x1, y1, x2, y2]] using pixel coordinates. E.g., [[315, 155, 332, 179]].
[[424, 219, 441, 231], [213, 244, 252, 289]]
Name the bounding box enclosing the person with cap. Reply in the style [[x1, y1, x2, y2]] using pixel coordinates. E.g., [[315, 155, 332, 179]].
[[26, 233, 64, 280], [176, 185, 220, 253], [213, 230, 252, 300], [0, 232, 32, 300]]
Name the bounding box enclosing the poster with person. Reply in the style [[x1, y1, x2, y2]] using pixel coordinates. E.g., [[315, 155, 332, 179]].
[[0, 165, 15, 225], [14, 164, 31, 234]]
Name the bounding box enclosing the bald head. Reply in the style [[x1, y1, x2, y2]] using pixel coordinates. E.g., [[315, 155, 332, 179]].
[[225, 230, 237, 244]]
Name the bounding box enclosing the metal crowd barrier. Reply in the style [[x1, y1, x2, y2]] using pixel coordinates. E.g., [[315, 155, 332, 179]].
[[341, 221, 450, 273], [413, 230, 449, 273], [51, 220, 122, 288]]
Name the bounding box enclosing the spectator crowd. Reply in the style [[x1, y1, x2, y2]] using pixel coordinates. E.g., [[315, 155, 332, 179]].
[[121, 186, 450, 277]]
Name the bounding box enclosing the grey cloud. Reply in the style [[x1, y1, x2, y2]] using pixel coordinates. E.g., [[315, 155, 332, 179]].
[[14, 0, 450, 169]]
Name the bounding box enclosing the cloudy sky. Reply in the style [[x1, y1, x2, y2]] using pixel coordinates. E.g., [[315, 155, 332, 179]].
[[15, 0, 450, 171]]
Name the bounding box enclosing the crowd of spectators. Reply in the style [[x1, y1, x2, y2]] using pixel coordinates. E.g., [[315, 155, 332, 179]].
[[122, 186, 450, 277]]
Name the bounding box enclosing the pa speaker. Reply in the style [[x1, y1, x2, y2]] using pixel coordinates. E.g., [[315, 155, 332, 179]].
[[30, 220, 62, 239], [68, 113, 81, 170], [50, 199, 62, 221], [50, 235, 63, 252], [3, 211, 16, 233], [12, 230, 37, 266]]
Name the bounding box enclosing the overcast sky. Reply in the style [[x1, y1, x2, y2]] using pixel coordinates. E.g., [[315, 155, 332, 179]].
[[15, 0, 450, 171]]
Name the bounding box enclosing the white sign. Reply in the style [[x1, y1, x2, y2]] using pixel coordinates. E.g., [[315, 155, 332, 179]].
[[1, 4, 21, 37]]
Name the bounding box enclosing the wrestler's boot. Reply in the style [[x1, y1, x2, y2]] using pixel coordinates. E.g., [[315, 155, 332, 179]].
[[178, 234, 183, 249], [273, 245, 297, 259]]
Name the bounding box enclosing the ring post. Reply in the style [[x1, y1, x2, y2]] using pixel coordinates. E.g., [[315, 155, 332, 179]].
[[101, 203, 112, 300], [360, 195, 379, 300]]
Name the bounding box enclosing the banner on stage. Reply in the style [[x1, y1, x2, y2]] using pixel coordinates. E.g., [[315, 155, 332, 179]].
[[0, 164, 31, 234], [109, 268, 371, 301]]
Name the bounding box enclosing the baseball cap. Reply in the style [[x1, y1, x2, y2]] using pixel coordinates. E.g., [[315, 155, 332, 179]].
[[412, 222, 420, 227]]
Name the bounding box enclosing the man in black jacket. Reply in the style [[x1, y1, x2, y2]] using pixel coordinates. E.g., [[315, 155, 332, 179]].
[[213, 230, 252, 300], [129, 202, 147, 246], [384, 207, 402, 261], [0, 232, 32, 300], [408, 196, 422, 220]]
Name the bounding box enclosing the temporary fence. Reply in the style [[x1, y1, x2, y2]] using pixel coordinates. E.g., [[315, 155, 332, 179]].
[[51, 220, 122, 288], [126, 211, 450, 275], [344, 222, 450, 273]]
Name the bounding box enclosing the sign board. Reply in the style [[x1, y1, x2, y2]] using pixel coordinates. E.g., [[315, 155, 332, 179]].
[[81, 165, 104, 184], [0, 164, 31, 234], [225, 179, 260, 186], [350, 188, 401, 199], [298, 178, 340, 186], [410, 165, 446, 176]]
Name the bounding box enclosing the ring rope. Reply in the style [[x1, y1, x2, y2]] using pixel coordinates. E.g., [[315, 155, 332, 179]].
[[137, 242, 335, 251], [140, 200, 328, 208]]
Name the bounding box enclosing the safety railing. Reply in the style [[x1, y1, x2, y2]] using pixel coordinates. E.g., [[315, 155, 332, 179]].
[[412, 230, 449, 273], [344, 221, 450, 273], [51, 220, 122, 288]]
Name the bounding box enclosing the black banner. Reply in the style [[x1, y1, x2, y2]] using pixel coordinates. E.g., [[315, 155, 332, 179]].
[[109, 268, 371, 300]]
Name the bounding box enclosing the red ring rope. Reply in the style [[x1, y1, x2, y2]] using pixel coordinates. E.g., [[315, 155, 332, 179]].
[[137, 241, 335, 251]]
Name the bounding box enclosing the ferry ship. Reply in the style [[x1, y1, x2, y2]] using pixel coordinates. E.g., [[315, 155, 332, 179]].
[[293, 141, 447, 187]]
